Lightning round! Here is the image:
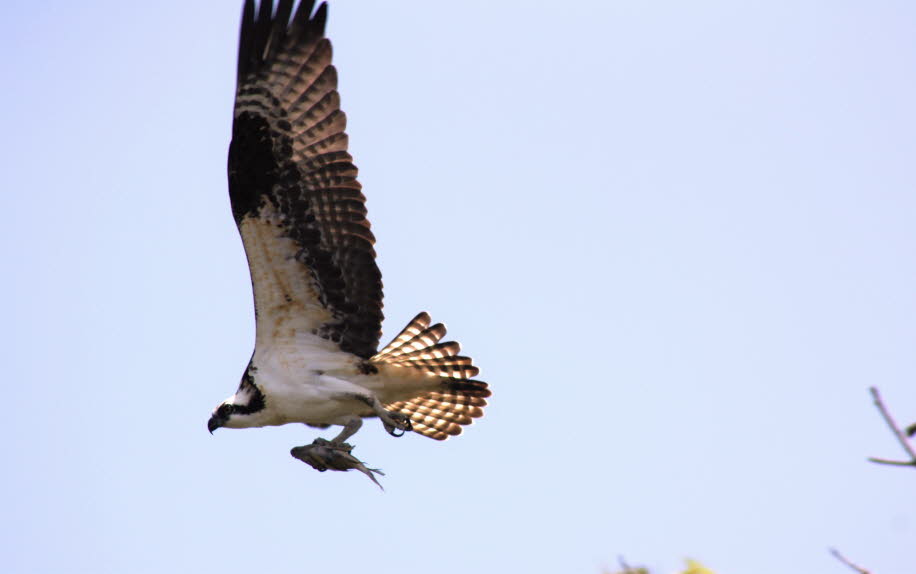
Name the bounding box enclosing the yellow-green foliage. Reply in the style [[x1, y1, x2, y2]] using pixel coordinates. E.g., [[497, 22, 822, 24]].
[[681, 559, 716, 574], [607, 558, 715, 574]]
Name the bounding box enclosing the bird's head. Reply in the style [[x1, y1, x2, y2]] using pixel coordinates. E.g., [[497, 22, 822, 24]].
[[208, 378, 266, 433], [207, 400, 236, 433]]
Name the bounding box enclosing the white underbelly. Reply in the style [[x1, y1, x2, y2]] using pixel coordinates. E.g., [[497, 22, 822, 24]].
[[251, 338, 370, 426], [238, 332, 441, 429], [265, 372, 368, 425]]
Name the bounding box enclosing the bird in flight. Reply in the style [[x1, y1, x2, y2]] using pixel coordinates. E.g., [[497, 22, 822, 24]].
[[207, 0, 490, 484]]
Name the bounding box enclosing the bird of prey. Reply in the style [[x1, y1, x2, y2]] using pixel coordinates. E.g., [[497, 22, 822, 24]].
[[207, 0, 490, 481]]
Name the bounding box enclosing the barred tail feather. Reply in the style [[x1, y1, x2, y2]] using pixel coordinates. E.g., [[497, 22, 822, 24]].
[[372, 312, 490, 440], [371, 312, 432, 361]]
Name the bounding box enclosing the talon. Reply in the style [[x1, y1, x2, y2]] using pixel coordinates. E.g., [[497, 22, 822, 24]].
[[383, 412, 412, 437]]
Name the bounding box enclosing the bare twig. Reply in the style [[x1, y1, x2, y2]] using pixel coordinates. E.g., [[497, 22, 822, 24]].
[[866, 456, 916, 467], [867, 387, 916, 468], [614, 556, 648, 574], [829, 548, 872, 574]]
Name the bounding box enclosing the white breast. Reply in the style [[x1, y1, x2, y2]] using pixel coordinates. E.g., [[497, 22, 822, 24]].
[[244, 332, 365, 426]]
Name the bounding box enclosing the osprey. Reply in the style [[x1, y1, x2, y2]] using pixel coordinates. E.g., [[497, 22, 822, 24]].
[[208, 0, 490, 477]]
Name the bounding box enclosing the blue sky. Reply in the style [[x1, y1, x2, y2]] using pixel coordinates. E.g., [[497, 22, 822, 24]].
[[3, 1, 916, 573]]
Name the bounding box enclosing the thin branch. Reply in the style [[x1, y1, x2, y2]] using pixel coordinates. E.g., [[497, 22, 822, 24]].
[[614, 556, 647, 574], [868, 386, 916, 468], [830, 548, 872, 574], [867, 456, 916, 466]]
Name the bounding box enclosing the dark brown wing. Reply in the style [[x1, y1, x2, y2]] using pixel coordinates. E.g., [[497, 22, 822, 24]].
[[228, 0, 383, 359]]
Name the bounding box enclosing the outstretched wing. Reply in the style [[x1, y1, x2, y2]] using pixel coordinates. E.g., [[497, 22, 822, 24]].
[[228, 0, 383, 359]]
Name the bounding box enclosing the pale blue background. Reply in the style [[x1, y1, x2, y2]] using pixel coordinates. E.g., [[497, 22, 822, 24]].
[[3, 1, 916, 573]]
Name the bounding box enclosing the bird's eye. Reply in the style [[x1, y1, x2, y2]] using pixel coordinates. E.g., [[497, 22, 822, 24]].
[[219, 404, 233, 417]]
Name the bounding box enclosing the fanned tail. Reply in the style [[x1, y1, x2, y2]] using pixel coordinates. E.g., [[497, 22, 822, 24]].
[[371, 312, 490, 440]]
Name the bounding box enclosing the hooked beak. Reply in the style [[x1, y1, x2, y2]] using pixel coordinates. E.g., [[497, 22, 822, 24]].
[[208, 415, 223, 434]]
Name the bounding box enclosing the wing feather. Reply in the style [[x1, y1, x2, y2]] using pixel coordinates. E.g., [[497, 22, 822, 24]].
[[229, 0, 382, 358]]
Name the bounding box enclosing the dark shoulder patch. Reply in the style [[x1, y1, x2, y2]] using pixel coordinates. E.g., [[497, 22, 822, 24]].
[[228, 110, 283, 223], [357, 361, 378, 375], [233, 366, 266, 415]]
